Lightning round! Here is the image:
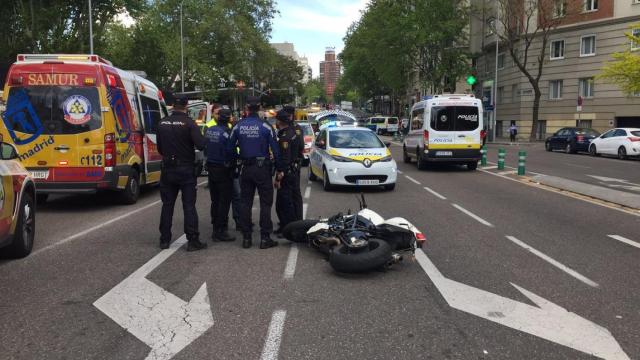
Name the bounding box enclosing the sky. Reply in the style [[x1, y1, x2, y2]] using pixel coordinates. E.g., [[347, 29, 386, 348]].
[[270, 0, 369, 79]]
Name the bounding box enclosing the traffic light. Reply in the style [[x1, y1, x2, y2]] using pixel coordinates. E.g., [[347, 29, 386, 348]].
[[466, 74, 477, 86]]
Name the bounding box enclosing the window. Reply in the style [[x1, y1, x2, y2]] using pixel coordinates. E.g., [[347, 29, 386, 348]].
[[579, 77, 595, 98], [632, 28, 640, 51], [430, 106, 480, 132], [315, 130, 327, 147], [553, 1, 567, 18], [497, 86, 504, 104], [329, 130, 384, 149], [584, 0, 598, 12], [576, 120, 592, 128], [497, 53, 505, 69], [140, 95, 162, 134], [550, 40, 565, 59], [613, 129, 627, 137], [411, 108, 424, 130], [549, 80, 563, 99], [511, 84, 518, 103], [580, 35, 596, 56]]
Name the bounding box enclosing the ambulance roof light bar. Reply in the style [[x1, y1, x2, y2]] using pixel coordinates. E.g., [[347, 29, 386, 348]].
[[16, 54, 113, 66]]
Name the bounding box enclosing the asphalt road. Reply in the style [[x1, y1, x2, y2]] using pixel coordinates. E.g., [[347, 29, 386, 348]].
[[1, 145, 638, 360]]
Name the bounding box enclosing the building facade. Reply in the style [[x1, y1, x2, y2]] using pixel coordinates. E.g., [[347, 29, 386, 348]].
[[271, 42, 312, 84], [470, 0, 640, 140], [319, 47, 341, 98]]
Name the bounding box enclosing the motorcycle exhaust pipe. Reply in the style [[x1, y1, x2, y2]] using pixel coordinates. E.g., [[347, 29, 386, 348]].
[[316, 235, 341, 247]]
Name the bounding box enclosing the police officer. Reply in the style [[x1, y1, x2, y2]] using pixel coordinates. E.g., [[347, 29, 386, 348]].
[[283, 106, 304, 221], [205, 108, 236, 243], [157, 96, 207, 251], [274, 109, 297, 231], [228, 96, 283, 249]]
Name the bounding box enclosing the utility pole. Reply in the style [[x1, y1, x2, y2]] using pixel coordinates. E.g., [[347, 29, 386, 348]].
[[180, 2, 185, 93], [88, 0, 94, 54]]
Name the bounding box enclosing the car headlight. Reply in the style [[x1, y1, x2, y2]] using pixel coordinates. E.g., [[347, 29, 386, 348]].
[[331, 155, 353, 162], [379, 155, 393, 162]]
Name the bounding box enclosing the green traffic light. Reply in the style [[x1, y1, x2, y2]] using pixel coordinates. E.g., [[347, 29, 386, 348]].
[[466, 75, 477, 86]]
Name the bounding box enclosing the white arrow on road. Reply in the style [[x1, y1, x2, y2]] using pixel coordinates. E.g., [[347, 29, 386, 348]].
[[587, 175, 640, 186], [587, 175, 640, 192], [94, 235, 214, 360], [415, 249, 629, 360]]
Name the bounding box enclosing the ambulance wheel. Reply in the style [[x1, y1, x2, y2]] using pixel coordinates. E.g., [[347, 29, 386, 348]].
[[120, 169, 140, 205], [36, 193, 49, 205]]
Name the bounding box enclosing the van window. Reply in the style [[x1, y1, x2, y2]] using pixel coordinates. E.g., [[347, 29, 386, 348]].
[[387, 117, 399, 124], [411, 108, 424, 130], [370, 118, 385, 124], [431, 106, 479, 131], [4, 86, 102, 137], [140, 95, 162, 134]]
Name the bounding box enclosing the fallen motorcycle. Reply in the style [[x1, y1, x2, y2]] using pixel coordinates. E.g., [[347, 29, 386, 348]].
[[282, 195, 426, 273]]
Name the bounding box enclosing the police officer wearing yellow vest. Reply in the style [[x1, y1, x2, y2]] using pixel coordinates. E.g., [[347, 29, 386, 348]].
[[157, 96, 208, 251]]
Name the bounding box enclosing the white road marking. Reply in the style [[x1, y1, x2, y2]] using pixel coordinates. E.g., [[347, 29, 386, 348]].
[[94, 235, 214, 360], [481, 165, 498, 170], [397, 170, 403, 174], [498, 170, 515, 176], [423, 186, 447, 200], [303, 203, 308, 219], [304, 186, 311, 199], [414, 249, 629, 360], [566, 163, 591, 169], [505, 236, 599, 288], [283, 244, 299, 280], [32, 200, 162, 257], [607, 235, 640, 249], [307, 180, 312, 185], [451, 204, 494, 227], [405, 175, 421, 185], [261, 310, 287, 360]]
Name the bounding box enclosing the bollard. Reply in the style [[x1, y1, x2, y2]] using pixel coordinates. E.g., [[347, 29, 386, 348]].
[[518, 150, 526, 176], [497, 148, 506, 170], [481, 145, 487, 166]]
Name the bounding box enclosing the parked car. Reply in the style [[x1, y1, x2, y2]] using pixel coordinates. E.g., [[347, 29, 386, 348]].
[[296, 121, 315, 166], [589, 128, 640, 159], [0, 139, 36, 258], [545, 127, 600, 154]]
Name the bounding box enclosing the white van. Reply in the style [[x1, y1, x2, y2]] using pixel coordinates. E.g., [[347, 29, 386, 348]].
[[367, 116, 399, 135], [402, 94, 484, 170]]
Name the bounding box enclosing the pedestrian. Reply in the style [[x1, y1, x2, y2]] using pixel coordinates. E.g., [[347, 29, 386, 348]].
[[274, 109, 298, 232], [228, 96, 283, 249], [283, 105, 304, 222], [157, 96, 208, 251], [509, 121, 518, 143], [205, 108, 236, 243]]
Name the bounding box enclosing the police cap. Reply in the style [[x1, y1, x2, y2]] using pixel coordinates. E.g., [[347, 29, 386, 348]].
[[174, 96, 189, 107], [282, 105, 295, 115], [276, 109, 292, 123], [246, 96, 261, 106], [218, 108, 232, 121]]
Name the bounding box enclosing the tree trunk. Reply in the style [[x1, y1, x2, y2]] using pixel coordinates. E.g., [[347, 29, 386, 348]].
[[530, 89, 541, 142]]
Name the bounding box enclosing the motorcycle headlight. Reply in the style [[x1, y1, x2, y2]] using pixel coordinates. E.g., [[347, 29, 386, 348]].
[[379, 155, 392, 162], [331, 155, 353, 162]]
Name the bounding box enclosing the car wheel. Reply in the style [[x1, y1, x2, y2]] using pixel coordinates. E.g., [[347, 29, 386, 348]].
[[403, 146, 411, 163], [384, 183, 396, 191], [618, 146, 627, 160], [322, 167, 333, 191], [308, 167, 318, 181], [589, 145, 599, 157], [36, 193, 49, 205], [120, 169, 140, 205], [467, 161, 478, 171], [329, 239, 392, 273], [8, 192, 35, 258], [545, 142, 552, 152], [417, 147, 428, 170]]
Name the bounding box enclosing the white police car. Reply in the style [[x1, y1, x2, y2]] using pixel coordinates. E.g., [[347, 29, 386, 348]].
[[308, 127, 397, 191]]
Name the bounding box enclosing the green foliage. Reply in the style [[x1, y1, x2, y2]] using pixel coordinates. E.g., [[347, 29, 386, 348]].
[[301, 79, 325, 105], [599, 25, 640, 95]]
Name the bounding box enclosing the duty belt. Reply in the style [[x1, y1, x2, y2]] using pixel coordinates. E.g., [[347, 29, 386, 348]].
[[242, 157, 270, 167], [162, 156, 194, 167]]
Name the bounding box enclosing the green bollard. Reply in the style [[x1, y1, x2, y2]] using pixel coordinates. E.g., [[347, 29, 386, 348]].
[[518, 150, 526, 176], [497, 148, 506, 170], [481, 145, 487, 166]]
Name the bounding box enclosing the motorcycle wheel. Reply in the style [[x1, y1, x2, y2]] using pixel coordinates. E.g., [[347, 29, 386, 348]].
[[329, 239, 392, 273], [282, 220, 319, 243]]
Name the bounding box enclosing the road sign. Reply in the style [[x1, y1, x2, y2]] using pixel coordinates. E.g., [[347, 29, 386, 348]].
[[577, 105, 583, 112], [94, 236, 214, 360], [414, 249, 629, 360]]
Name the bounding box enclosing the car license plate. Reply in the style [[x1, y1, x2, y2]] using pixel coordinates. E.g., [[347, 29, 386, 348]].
[[357, 179, 379, 185], [436, 151, 453, 156], [29, 170, 49, 179]]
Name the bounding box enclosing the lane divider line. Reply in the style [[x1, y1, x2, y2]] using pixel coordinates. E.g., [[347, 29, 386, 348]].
[[304, 186, 311, 199], [283, 244, 299, 280], [423, 186, 447, 200], [481, 165, 498, 170], [505, 236, 599, 288], [405, 175, 421, 185], [452, 204, 494, 227], [260, 310, 287, 360], [607, 235, 640, 250], [397, 170, 403, 174]]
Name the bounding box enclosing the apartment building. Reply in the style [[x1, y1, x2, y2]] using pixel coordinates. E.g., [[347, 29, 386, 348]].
[[470, 0, 640, 140], [319, 47, 341, 98], [271, 42, 313, 83]]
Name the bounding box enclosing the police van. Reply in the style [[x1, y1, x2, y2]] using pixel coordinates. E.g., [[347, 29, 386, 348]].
[[1, 54, 166, 204], [402, 94, 484, 170]]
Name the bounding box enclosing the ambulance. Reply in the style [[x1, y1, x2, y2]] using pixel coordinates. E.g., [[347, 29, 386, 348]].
[[1, 54, 167, 204]]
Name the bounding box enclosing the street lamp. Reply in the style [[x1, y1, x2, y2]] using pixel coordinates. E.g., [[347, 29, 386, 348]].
[[88, 0, 94, 54]]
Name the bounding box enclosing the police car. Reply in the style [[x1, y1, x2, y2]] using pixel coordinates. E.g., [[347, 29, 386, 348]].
[[308, 126, 397, 191]]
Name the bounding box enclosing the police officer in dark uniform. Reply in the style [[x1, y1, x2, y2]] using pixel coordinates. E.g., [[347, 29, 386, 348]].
[[274, 109, 297, 231], [228, 96, 283, 249], [205, 108, 236, 243], [283, 106, 304, 221], [157, 97, 208, 251]]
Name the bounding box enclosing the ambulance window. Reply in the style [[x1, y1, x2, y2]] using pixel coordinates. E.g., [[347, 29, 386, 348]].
[[140, 95, 162, 134], [411, 108, 424, 130]]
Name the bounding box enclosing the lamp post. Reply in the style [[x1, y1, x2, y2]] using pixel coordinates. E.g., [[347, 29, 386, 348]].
[[180, 2, 185, 92], [88, 0, 94, 54], [492, 1, 499, 142]]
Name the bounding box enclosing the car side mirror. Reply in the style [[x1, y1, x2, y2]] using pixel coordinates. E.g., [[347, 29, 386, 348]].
[[0, 142, 19, 161], [384, 141, 391, 147], [317, 140, 326, 149]]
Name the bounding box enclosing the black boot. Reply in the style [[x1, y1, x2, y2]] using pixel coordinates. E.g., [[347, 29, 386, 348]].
[[242, 236, 252, 249], [214, 231, 236, 242], [260, 237, 279, 249], [160, 240, 170, 250], [187, 240, 208, 252]]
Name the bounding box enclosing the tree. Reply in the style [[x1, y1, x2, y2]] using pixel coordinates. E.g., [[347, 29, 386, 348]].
[[489, 0, 565, 141], [301, 79, 325, 105], [599, 25, 640, 95]]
